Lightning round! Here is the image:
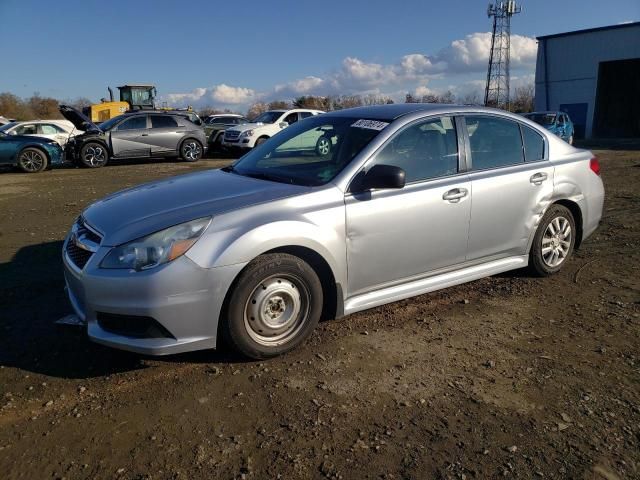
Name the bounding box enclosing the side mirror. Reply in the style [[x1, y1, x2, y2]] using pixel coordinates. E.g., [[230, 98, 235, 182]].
[[279, 122, 289, 129], [357, 164, 406, 191]]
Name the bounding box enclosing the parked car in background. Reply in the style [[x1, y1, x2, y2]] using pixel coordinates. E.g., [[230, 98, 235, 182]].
[[222, 109, 323, 151], [62, 104, 604, 359], [523, 111, 575, 145], [60, 105, 207, 168], [0, 126, 63, 172], [0, 119, 83, 147], [0, 115, 15, 126], [203, 114, 249, 151]]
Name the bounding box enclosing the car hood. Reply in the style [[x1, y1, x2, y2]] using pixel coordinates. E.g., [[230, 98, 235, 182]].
[[82, 168, 308, 246], [59, 105, 102, 132]]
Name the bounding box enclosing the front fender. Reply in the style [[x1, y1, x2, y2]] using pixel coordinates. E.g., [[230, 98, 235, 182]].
[[186, 219, 347, 289]]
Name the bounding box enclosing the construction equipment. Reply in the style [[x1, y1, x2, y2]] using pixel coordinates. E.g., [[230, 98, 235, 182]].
[[484, 1, 521, 110], [83, 85, 157, 123]]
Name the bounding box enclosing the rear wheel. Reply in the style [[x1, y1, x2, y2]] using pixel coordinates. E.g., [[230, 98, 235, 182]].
[[17, 148, 48, 173], [181, 139, 202, 162], [223, 253, 323, 359], [529, 204, 576, 276], [79, 142, 108, 168]]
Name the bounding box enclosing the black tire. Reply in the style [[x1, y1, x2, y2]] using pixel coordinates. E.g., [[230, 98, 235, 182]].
[[223, 253, 323, 359], [529, 204, 576, 276], [17, 147, 48, 173], [79, 142, 109, 168], [315, 136, 332, 156], [180, 138, 203, 162], [255, 137, 269, 147]]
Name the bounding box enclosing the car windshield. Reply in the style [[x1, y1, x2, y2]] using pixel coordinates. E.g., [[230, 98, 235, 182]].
[[0, 122, 17, 132], [226, 116, 387, 187], [526, 113, 556, 126], [252, 111, 283, 124], [98, 115, 125, 131]]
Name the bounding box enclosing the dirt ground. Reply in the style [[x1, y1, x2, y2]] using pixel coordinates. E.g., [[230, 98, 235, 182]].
[[0, 148, 638, 480]]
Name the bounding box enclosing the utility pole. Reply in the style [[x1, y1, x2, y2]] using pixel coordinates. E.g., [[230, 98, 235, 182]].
[[484, 1, 521, 110]]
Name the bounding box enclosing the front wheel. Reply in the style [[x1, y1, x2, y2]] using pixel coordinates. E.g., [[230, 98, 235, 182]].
[[316, 136, 332, 156], [79, 142, 108, 168], [17, 148, 48, 173], [181, 139, 203, 162], [529, 204, 576, 276], [223, 253, 323, 359]]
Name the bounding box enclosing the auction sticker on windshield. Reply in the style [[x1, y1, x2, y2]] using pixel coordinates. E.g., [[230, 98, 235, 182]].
[[351, 119, 389, 131]]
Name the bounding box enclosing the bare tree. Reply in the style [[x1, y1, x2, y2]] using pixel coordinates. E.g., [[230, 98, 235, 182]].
[[246, 102, 269, 120], [510, 84, 535, 113]]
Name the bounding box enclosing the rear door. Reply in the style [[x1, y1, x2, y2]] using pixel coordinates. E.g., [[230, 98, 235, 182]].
[[464, 115, 554, 261], [147, 115, 182, 155], [110, 115, 149, 157]]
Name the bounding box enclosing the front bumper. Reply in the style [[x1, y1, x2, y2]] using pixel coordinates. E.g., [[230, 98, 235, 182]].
[[62, 235, 246, 355]]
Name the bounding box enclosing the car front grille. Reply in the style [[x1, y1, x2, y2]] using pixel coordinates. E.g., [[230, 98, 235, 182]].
[[225, 130, 241, 140], [65, 217, 103, 270]]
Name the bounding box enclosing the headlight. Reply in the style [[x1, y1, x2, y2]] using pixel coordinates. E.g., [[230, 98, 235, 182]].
[[100, 217, 211, 271], [240, 129, 254, 138]]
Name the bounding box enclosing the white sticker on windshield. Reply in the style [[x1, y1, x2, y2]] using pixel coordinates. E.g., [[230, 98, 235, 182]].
[[351, 119, 389, 131]]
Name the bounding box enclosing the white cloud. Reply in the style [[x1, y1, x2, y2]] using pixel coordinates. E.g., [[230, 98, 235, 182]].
[[163, 31, 537, 110]]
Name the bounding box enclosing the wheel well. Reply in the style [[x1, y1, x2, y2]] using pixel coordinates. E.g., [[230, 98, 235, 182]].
[[181, 137, 202, 147], [216, 246, 340, 349], [553, 199, 584, 249], [18, 146, 49, 164]]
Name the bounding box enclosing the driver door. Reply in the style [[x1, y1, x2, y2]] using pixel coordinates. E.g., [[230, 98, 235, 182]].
[[110, 115, 150, 157]]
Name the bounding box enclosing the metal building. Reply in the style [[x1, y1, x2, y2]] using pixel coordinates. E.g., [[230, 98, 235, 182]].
[[535, 22, 640, 139]]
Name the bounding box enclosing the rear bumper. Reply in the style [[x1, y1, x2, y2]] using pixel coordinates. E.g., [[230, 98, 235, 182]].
[[62, 236, 246, 355]]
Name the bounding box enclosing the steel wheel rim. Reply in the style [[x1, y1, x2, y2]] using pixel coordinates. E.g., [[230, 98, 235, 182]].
[[84, 146, 106, 166], [541, 216, 572, 267], [20, 150, 44, 172], [244, 274, 310, 346], [183, 141, 201, 160], [317, 138, 330, 155]]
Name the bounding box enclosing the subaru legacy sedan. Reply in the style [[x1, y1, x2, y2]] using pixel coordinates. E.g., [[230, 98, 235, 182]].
[[62, 104, 604, 359]]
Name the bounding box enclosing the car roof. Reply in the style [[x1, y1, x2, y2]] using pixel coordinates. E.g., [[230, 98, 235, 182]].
[[207, 113, 244, 117]]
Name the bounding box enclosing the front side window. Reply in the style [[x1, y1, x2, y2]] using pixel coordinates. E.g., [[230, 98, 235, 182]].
[[39, 124, 64, 134], [284, 112, 299, 125], [370, 116, 458, 183], [521, 124, 545, 162], [228, 116, 385, 186], [117, 116, 147, 131], [300, 112, 314, 119], [466, 116, 524, 170], [150, 115, 178, 129]]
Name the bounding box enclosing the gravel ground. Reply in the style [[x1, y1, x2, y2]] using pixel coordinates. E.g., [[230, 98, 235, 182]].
[[0, 149, 638, 479]]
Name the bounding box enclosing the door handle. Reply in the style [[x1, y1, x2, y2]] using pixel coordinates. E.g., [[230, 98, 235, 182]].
[[442, 188, 468, 203], [141, 133, 149, 136], [530, 172, 548, 185]]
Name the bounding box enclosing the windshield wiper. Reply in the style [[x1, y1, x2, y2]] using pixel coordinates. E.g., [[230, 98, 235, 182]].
[[241, 171, 296, 184]]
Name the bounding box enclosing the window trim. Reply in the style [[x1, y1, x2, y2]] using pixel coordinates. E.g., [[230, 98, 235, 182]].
[[463, 113, 549, 172], [348, 114, 466, 191]]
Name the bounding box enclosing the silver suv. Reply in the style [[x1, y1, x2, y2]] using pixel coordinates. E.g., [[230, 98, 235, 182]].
[[60, 106, 208, 168], [62, 104, 604, 359]]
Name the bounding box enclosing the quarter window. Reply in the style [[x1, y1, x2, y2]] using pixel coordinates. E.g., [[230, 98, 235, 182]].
[[466, 116, 524, 170], [150, 115, 178, 128], [521, 124, 545, 162], [371, 116, 459, 183], [117, 116, 147, 130]]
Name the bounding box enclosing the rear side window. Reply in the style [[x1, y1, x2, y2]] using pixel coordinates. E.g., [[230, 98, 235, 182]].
[[521, 124, 545, 162], [150, 115, 178, 129], [372, 116, 459, 183], [466, 116, 523, 170], [117, 116, 147, 130], [300, 112, 314, 119], [39, 124, 64, 134]]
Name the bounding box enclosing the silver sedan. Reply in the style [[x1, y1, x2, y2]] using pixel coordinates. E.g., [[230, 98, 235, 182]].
[[62, 104, 604, 359]]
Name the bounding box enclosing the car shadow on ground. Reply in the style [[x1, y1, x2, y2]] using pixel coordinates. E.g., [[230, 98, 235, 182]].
[[0, 241, 248, 380]]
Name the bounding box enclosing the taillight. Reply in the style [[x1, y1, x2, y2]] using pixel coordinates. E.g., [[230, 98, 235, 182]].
[[590, 157, 601, 176]]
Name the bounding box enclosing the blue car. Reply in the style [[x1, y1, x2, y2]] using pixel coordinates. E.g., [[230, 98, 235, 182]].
[[0, 122, 64, 173], [523, 111, 575, 145]]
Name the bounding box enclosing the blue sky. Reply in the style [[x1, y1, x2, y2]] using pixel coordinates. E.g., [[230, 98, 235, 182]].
[[1, 0, 638, 110]]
